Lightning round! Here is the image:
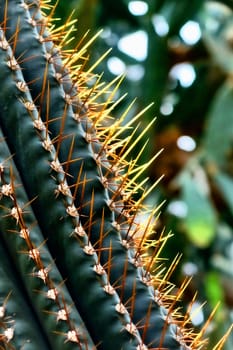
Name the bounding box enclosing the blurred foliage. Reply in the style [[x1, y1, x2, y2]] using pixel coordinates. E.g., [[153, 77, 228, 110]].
[[53, 0, 233, 348]]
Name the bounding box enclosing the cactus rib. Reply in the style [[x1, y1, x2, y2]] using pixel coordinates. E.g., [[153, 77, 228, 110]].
[[0, 239, 51, 350], [0, 24, 144, 349], [0, 127, 96, 349]]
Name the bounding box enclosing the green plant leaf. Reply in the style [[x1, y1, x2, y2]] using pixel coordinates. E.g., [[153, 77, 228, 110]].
[[205, 271, 224, 310], [203, 81, 233, 167], [200, 1, 233, 74], [160, 0, 204, 35], [180, 171, 217, 247], [213, 171, 233, 214]]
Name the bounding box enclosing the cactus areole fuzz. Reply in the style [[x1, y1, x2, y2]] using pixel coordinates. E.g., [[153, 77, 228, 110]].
[[0, 1, 231, 349]]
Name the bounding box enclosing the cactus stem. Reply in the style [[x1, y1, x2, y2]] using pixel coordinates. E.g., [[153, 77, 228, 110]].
[[0, 1, 231, 348]]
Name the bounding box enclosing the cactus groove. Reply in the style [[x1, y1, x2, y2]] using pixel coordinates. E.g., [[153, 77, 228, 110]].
[[0, 0, 231, 349]]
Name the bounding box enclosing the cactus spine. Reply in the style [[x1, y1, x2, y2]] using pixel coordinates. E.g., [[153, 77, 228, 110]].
[[0, 0, 231, 349]]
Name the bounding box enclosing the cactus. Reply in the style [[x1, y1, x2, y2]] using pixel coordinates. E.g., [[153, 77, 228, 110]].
[[0, 0, 231, 349]]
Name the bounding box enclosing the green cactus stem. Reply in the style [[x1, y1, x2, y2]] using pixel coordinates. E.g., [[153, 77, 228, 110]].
[[0, 28, 142, 348], [0, 0, 232, 349], [0, 126, 96, 349]]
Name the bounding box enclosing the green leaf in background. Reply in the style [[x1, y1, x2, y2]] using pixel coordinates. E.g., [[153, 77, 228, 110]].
[[180, 170, 217, 248], [203, 81, 233, 168], [200, 1, 233, 74], [204, 271, 230, 350], [213, 171, 233, 215], [159, 0, 204, 36], [205, 271, 224, 313]]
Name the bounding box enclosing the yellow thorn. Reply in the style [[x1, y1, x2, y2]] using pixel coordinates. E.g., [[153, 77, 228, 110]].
[[120, 116, 156, 163], [213, 324, 233, 350]]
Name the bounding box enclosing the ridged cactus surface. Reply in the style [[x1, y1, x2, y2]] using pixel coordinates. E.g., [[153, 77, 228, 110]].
[[0, 0, 231, 349]]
